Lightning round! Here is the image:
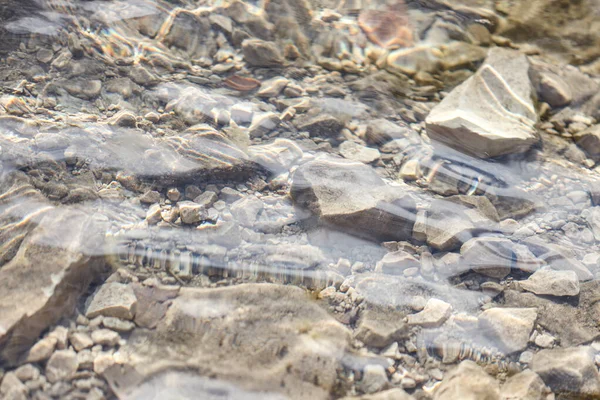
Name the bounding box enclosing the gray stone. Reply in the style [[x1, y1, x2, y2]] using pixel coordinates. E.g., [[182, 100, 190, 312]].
[[46, 350, 79, 383], [500, 370, 548, 400], [434, 360, 500, 400], [365, 119, 419, 146], [355, 308, 408, 348], [242, 39, 284, 67], [85, 282, 137, 321], [69, 333, 93, 352], [91, 329, 120, 347], [62, 79, 102, 100], [478, 307, 537, 354], [575, 125, 600, 160], [0, 209, 106, 365], [139, 190, 161, 204], [360, 365, 389, 394], [35, 133, 69, 151], [341, 388, 414, 400], [295, 114, 344, 139], [407, 298, 452, 328], [248, 139, 303, 174], [339, 141, 380, 164], [102, 317, 135, 333], [257, 77, 289, 98], [425, 200, 476, 252], [535, 71, 572, 108], [0, 372, 27, 400], [522, 237, 593, 281], [178, 201, 207, 225], [14, 364, 39, 381], [290, 157, 416, 242], [531, 346, 600, 397], [375, 251, 419, 276], [519, 267, 580, 297], [460, 237, 515, 279], [230, 197, 263, 227], [248, 112, 281, 138], [426, 48, 538, 158], [107, 284, 350, 400], [386, 46, 440, 76]]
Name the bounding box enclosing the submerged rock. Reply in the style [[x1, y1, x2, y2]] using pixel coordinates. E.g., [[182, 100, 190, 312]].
[[434, 360, 500, 400], [426, 48, 538, 158], [518, 267, 580, 297], [106, 284, 350, 400], [478, 307, 537, 354], [290, 157, 416, 241]]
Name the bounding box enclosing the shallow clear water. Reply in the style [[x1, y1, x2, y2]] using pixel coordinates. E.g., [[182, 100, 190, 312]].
[[0, 0, 600, 399]]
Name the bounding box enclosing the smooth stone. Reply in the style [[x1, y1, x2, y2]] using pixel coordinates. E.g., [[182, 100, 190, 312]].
[[531, 346, 600, 397], [575, 125, 600, 160], [69, 333, 93, 352], [341, 388, 414, 400], [460, 237, 515, 279], [478, 307, 537, 354], [536, 71, 572, 107], [295, 114, 344, 139], [91, 329, 120, 347], [85, 282, 138, 321], [360, 365, 389, 394], [386, 46, 441, 76], [290, 157, 416, 242], [248, 138, 303, 174], [434, 360, 500, 400], [230, 197, 263, 227], [375, 251, 419, 276], [426, 48, 538, 158], [519, 267, 580, 297], [339, 141, 380, 164], [257, 76, 289, 98]]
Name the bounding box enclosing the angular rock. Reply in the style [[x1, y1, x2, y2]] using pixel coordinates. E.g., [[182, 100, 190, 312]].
[[531, 346, 600, 397], [178, 201, 207, 225], [434, 360, 500, 400], [91, 329, 120, 347], [365, 119, 419, 146], [460, 237, 516, 279], [242, 39, 284, 67], [386, 46, 440, 76], [426, 48, 538, 158], [342, 388, 414, 400], [257, 76, 289, 98], [500, 370, 548, 400], [522, 237, 593, 281], [355, 307, 408, 348], [424, 200, 476, 251], [25, 337, 57, 363], [69, 332, 93, 352], [107, 284, 350, 400], [478, 307, 537, 354], [360, 365, 389, 394], [0, 209, 106, 365], [0, 372, 27, 400], [339, 141, 381, 164], [290, 157, 416, 241], [574, 125, 600, 160], [46, 349, 79, 383], [86, 282, 137, 321], [534, 71, 572, 108], [585, 206, 600, 240], [375, 251, 419, 276], [407, 298, 452, 328], [519, 267, 580, 297], [230, 197, 263, 227], [295, 114, 344, 139]]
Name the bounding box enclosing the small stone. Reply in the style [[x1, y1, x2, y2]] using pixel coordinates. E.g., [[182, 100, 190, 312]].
[[434, 360, 500, 400], [49, 326, 69, 350], [178, 201, 207, 224], [534, 333, 556, 348], [46, 350, 79, 383], [531, 346, 600, 396], [360, 364, 389, 394], [339, 141, 380, 164], [230, 197, 263, 227], [102, 317, 135, 332], [242, 39, 284, 67], [36, 48, 54, 63], [91, 329, 120, 347], [425, 201, 475, 251], [460, 237, 516, 279], [166, 188, 181, 202], [139, 190, 161, 204], [574, 125, 600, 161], [520, 351, 534, 364], [257, 76, 289, 98], [185, 185, 202, 200], [14, 364, 40, 381], [93, 353, 115, 376], [145, 203, 162, 225], [519, 267, 580, 297], [70, 332, 94, 352], [108, 111, 137, 128], [407, 298, 452, 328], [386, 46, 440, 76], [193, 191, 218, 209], [478, 307, 537, 354], [25, 337, 57, 362], [85, 282, 137, 320], [295, 114, 344, 139], [375, 251, 420, 275], [536, 71, 572, 108], [399, 159, 420, 181], [248, 112, 281, 137], [500, 370, 548, 400], [355, 308, 408, 348], [0, 372, 27, 400]]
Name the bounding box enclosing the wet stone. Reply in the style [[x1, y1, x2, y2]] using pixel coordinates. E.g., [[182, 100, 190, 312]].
[[355, 307, 408, 348], [500, 370, 548, 400], [69, 333, 93, 352], [91, 329, 120, 347], [478, 307, 537, 354], [290, 157, 416, 242], [85, 282, 137, 321], [434, 360, 500, 400], [46, 350, 79, 383], [519, 267, 580, 297], [0, 372, 27, 400], [531, 346, 600, 397], [426, 48, 538, 158], [339, 141, 381, 164], [295, 114, 345, 139], [407, 298, 452, 328], [242, 39, 284, 67], [575, 125, 600, 161], [178, 201, 208, 225], [375, 251, 419, 276], [460, 237, 515, 279]]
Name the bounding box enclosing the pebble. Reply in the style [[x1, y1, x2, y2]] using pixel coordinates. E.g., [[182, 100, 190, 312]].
[[69, 332, 94, 352], [407, 298, 452, 328], [85, 282, 138, 320], [339, 141, 381, 164], [434, 360, 500, 400], [178, 201, 208, 224], [26, 337, 57, 363], [360, 364, 389, 394], [519, 267, 580, 297], [91, 329, 120, 347], [242, 39, 284, 67], [46, 350, 79, 383]]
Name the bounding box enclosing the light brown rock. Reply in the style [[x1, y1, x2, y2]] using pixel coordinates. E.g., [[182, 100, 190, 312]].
[[85, 282, 137, 321], [478, 307, 537, 354]]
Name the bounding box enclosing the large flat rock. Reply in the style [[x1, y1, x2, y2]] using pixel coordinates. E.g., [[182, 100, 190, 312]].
[[0, 208, 107, 365], [426, 48, 538, 158], [106, 283, 350, 400], [290, 157, 416, 241]]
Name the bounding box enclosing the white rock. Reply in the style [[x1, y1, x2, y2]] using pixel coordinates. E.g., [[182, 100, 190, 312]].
[[426, 48, 538, 158]]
